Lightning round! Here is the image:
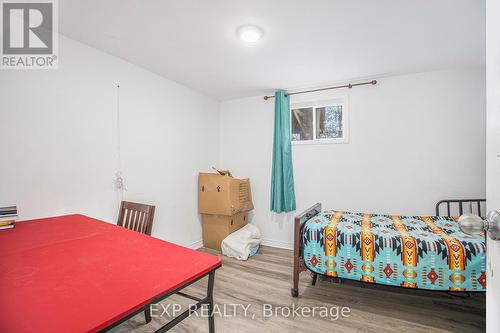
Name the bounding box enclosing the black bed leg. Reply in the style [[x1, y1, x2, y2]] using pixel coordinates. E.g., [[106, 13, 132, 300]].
[[207, 271, 215, 333], [144, 308, 151, 323], [311, 273, 318, 286]]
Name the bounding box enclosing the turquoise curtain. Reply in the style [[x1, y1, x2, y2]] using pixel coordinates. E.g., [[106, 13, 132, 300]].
[[270, 90, 296, 213]]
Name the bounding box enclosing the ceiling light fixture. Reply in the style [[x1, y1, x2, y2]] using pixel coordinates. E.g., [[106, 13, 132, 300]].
[[236, 25, 264, 44]]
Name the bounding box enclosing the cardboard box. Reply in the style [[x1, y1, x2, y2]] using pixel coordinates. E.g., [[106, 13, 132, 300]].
[[198, 172, 253, 216], [202, 212, 248, 251]]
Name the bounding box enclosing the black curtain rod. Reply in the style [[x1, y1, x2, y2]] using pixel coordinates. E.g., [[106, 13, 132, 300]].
[[263, 79, 377, 100]]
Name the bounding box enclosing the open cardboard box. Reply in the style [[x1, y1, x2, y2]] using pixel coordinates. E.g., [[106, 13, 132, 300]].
[[198, 172, 253, 216]]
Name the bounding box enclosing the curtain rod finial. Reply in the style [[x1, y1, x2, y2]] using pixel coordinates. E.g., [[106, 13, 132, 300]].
[[264, 96, 269, 100], [371, 80, 377, 85]]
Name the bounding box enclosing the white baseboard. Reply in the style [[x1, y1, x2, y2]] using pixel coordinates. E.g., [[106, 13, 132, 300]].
[[261, 238, 293, 250], [186, 238, 292, 250], [185, 239, 203, 249]]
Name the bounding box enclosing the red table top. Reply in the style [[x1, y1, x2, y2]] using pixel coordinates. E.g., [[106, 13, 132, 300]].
[[0, 214, 221, 333]]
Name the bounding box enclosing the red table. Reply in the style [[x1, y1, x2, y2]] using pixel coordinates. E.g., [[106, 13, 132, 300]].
[[0, 214, 221, 333]]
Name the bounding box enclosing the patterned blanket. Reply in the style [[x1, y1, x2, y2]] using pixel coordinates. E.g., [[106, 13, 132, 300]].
[[303, 211, 486, 291]]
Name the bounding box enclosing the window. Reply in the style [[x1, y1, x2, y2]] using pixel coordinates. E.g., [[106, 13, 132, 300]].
[[291, 98, 348, 144]]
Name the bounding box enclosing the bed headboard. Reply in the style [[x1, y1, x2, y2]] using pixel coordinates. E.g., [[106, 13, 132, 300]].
[[295, 203, 322, 225], [435, 199, 486, 218]]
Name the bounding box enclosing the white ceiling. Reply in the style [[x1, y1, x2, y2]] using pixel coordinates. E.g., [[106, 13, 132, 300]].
[[59, 0, 485, 101]]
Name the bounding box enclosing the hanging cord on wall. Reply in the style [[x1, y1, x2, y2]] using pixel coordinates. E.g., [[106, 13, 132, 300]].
[[114, 83, 126, 193]]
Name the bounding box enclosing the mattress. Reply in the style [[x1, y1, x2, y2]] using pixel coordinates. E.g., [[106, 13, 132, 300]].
[[302, 211, 486, 291]]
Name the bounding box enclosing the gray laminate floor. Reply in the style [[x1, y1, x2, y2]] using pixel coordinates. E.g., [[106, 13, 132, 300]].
[[110, 246, 485, 333]]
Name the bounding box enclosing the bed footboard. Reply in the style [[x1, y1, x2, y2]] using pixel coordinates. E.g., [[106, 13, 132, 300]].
[[292, 203, 322, 297]]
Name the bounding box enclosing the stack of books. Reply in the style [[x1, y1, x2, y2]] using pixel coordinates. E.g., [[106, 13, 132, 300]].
[[0, 206, 18, 230]]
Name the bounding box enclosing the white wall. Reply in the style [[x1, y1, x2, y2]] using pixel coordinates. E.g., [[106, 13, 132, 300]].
[[0, 36, 220, 247], [0, 37, 487, 253], [486, 0, 500, 331], [220, 68, 486, 249]]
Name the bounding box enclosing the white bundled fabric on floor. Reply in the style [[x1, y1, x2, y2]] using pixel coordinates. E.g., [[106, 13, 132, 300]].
[[221, 224, 261, 260]]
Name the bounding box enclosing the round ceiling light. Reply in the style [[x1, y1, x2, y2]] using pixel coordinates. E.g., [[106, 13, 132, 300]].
[[236, 25, 264, 44]]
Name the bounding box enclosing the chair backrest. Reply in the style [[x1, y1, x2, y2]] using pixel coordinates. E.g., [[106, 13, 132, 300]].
[[117, 201, 155, 235]]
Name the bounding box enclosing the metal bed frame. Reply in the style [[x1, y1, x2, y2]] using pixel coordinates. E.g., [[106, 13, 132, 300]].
[[101, 266, 220, 333], [435, 199, 486, 218], [292, 199, 486, 297]]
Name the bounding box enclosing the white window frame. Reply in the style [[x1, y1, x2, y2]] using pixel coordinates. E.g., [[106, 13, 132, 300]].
[[290, 97, 349, 145]]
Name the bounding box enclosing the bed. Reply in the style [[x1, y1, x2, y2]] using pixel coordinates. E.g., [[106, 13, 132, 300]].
[[292, 199, 487, 297]]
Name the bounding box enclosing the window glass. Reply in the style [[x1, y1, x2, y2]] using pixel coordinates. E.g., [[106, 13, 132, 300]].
[[291, 107, 313, 141], [315, 105, 343, 139]]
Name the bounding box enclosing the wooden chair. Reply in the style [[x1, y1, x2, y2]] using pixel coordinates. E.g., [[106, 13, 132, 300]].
[[117, 201, 155, 236], [117, 201, 156, 323]]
